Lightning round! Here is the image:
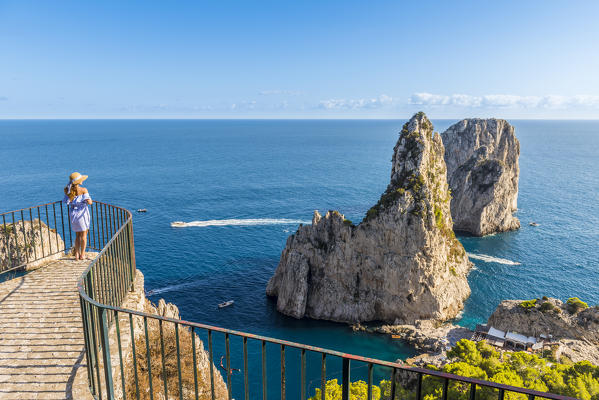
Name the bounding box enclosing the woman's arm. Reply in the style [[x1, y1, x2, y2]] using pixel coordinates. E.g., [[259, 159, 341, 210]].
[[82, 188, 93, 205]]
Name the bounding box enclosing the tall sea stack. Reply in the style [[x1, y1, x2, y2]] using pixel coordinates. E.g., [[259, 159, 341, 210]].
[[266, 112, 471, 324], [441, 119, 520, 236]]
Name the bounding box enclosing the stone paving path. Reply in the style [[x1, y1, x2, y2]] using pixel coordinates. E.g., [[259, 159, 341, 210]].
[[0, 257, 94, 400]]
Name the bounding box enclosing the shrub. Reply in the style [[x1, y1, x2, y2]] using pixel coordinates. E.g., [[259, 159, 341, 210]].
[[343, 219, 353, 226], [519, 299, 537, 310], [308, 342, 599, 400], [566, 297, 589, 314], [540, 302, 554, 313], [542, 296, 549, 301]]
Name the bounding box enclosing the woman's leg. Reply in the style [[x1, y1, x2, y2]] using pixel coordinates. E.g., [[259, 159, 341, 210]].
[[74, 232, 80, 258], [80, 230, 88, 259]]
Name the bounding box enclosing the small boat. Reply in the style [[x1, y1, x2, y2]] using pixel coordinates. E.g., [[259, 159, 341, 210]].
[[529, 222, 539, 227], [218, 300, 234, 308], [391, 335, 402, 339], [137, 209, 147, 213]]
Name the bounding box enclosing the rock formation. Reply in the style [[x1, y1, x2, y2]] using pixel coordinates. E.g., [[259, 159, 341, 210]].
[[487, 298, 599, 364], [0, 219, 65, 272], [488, 298, 599, 344], [121, 270, 229, 400], [441, 119, 520, 236], [267, 112, 472, 324]]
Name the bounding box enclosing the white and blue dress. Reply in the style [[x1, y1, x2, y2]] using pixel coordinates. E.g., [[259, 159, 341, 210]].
[[63, 193, 92, 232]]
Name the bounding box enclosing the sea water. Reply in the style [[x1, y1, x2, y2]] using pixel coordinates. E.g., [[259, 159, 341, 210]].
[[1, 119, 598, 397]]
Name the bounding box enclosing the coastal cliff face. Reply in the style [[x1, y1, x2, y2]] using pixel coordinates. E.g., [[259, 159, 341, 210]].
[[488, 298, 599, 364], [488, 298, 599, 343], [0, 220, 65, 271], [266, 112, 472, 324], [119, 270, 228, 400], [441, 119, 520, 236]]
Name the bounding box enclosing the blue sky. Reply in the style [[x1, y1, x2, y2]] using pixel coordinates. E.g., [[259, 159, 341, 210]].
[[1, 1, 599, 119]]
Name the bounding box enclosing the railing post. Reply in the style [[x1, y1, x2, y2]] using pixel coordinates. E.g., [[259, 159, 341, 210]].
[[342, 358, 350, 400], [127, 219, 136, 291], [79, 296, 94, 395], [99, 307, 115, 399]]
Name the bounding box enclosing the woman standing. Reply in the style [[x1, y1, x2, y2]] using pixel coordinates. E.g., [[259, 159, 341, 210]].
[[63, 172, 93, 260]]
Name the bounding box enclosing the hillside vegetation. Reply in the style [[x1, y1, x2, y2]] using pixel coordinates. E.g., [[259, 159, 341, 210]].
[[310, 339, 599, 400]]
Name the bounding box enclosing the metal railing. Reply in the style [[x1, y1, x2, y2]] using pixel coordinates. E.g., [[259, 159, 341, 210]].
[[0, 201, 123, 275], [1, 202, 577, 400]]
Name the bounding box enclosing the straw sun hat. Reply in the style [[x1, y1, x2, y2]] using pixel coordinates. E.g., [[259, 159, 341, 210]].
[[69, 172, 88, 184]]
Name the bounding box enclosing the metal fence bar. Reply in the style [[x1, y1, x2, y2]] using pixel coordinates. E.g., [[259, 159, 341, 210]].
[[192, 327, 199, 400], [301, 348, 306, 400], [11, 212, 22, 263], [129, 313, 140, 400], [368, 363, 373, 400], [321, 353, 326, 400], [20, 210, 29, 265], [59, 203, 66, 253], [52, 202, 59, 251], [209, 330, 216, 400], [2, 215, 13, 270], [99, 307, 115, 399], [226, 333, 232, 400], [262, 340, 267, 400], [176, 323, 184, 400], [243, 336, 249, 400], [342, 358, 350, 400], [143, 316, 154, 400], [159, 320, 168, 399], [115, 310, 127, 400], [44, 204, 52, 255], [36, 208, 45, 257]]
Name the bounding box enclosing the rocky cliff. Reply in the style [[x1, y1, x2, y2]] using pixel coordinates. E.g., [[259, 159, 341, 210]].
[[488, 298, 599, 343], [441, 119, 520, 236], [0, 219, 65, 272], [488, 297, 599, 364], [266, 112, 472, 324]]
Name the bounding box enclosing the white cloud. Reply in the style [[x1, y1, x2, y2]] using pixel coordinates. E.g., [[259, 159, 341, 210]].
[[410, 93, 599, 109], [318, 95, 393, 110], [230, 100, 257, 110]]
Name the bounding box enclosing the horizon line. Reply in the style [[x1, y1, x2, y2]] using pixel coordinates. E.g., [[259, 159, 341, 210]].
[[2, 116, 599, 121]]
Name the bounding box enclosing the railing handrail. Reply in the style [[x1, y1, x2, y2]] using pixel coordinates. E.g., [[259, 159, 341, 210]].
[[1, 201, 577, 400]]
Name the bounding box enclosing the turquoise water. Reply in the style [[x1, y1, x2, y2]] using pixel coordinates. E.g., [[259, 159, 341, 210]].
[[1, 119, 598, 396]]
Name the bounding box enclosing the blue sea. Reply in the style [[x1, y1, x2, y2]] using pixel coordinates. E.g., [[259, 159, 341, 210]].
[[1, 119, 598, 397]]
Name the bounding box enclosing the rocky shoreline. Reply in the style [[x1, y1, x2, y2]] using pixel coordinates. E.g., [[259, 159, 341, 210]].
[[353, 296, 599, 368]]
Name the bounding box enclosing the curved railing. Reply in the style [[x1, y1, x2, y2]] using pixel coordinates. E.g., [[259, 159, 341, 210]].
[[1, 202, 577, 400]]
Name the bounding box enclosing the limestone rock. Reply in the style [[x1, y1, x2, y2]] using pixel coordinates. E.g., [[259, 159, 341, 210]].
[[267, 112, 472, 324], [0, 219, 65, 272], [487, 298, 599, 343], [441, 119, 520, 236]]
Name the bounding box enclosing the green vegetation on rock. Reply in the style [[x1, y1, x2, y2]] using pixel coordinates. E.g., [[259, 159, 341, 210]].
[[540, 301, 556, 313], [519, 299, 537, 310], [566, 297, 589, 313]]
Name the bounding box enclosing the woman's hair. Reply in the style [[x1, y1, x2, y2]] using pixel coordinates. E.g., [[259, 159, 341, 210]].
[[66, 183, 79, 201]]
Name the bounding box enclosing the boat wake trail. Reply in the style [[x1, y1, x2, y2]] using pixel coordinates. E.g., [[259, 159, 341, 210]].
[[171, 218, 310, 228], [467, 253, 521, 265], [146, 281, 197, 296]]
